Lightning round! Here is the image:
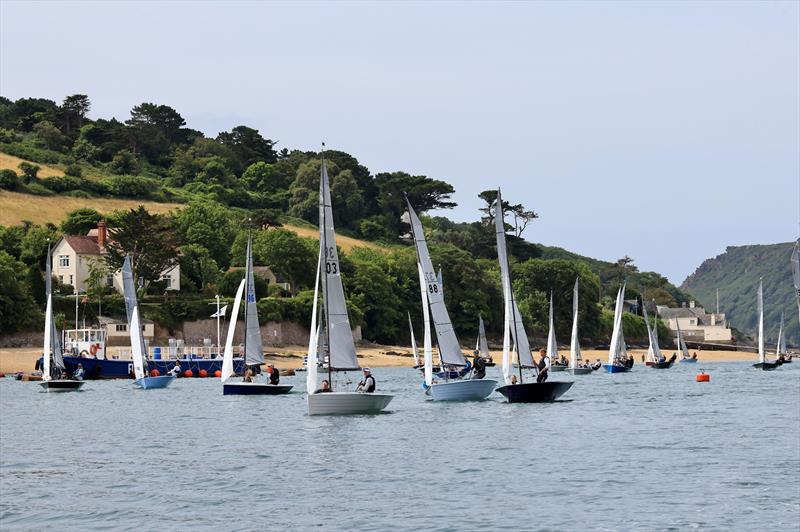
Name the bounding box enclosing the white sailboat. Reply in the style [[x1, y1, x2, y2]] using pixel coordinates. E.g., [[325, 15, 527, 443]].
[[475, 315, 494, 366], [644, 300, 674, 368], [406, 197, 496, 401], [775, 312, 788, 359], [568, 278, 592, 375], [39, 243, 84, 392], [222, 235, 293, 395], [493, 189, 572, 402], [604, 283, 632, 373], [753, 278, 779, 370], [408, 312, 421, 367], [675, 319, 695, 363], [121, 255, 174, 389], [306, 154, 393, 415], [547, 291, 566, 371]]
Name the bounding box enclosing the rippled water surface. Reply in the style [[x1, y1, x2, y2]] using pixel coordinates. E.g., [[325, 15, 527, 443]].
[[1, 362, 798, 531]]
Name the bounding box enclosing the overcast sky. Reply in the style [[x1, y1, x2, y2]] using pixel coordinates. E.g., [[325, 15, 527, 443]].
[[2, 1, 798, 283]]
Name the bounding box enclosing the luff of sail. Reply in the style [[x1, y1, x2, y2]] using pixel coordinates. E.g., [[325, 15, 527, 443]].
[[129, 306, 146, 380], [569, 278, 581, 369], [320, 159, 360, 370], [220, 278, 246, 382], [243, 236, 264, 367], [406, 199, 465, 367]]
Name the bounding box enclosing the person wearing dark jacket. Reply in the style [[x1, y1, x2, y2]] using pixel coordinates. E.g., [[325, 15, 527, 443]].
[[267, 364, 280, 385], [472, 350, 486, 379], [536, 349, 549, 383], [356, 368, 376, 393]]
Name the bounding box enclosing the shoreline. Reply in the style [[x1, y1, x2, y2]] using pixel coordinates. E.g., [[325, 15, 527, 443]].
[[0, 345, 768, 375]]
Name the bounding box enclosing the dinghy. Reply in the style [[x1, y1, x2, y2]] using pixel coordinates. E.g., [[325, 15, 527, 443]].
[[603, 284, 633, 373], [567, 278, 592, 375], [775, 313, 790, 363], [39, 243, 85, 392], [675, 320, 697, 364], [753, 279, 779, 370], [406, 198, 497, 401], [490, 190, 572, 402], [644, 302, 674, 369], [476, 315, 496, 366], [121, 256, 174, 389], [306, 154, 393, 415], [546, 292, 568, 372], [221, 236, 292, 395]]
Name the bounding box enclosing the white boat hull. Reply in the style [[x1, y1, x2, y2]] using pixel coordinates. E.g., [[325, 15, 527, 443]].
[[39, 379, 85, 392], [307, 391, 393, 415], [425, 379, 496, 401]]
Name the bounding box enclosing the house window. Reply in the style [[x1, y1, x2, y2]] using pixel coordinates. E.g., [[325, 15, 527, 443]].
[[106, 275, 114, 287], [69, 275, 73, 286], [115, 324, 127, 332], [59, 275, 64, 283], [58, 255, 70, 268], [162, 276, 172, 288]]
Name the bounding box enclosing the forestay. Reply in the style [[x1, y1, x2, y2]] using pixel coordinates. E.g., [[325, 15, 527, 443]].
[[569, 277, 581, 369], [244, 236, 264, 367], [406, 200, 465, 367], [320, 160, 360, 370], [220, 278, 245, 382]]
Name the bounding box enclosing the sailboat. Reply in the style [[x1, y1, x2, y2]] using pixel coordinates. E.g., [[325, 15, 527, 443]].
[[39, 243, 85, 392], [306, 155, 393, 415], [221, 235, 293, 395], [475, 315, 495, 367], [493, 190, 572, 402], [753, 278, 779, 370], [406, 198, 497, 401], [604, 284, 633, 373], [121, 255, 174, 389], [567, 278, 592, 375], [775, 312, 790, 363], [644, 301, 675, 369], [675, 319, 696, 363], [409, 312, 423, 369], [547, 292, 567, 372]]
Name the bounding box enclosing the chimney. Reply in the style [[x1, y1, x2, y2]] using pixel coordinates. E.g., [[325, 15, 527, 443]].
[[689, 300, 695, 309], [97, 220, 107, 249]]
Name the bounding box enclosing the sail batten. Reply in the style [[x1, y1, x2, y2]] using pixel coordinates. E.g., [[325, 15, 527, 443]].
[[407, 200, 465, 367]]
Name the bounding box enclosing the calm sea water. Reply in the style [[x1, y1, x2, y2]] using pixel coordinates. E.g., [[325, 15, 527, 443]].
[[1, 362, 798, 531]]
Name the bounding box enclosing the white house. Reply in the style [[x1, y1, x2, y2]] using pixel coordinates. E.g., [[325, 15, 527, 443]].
[[51, 220, 180, 294], [656, 301, 733, 343]]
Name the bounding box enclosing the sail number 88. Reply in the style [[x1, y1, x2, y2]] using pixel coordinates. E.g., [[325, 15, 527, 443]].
[[428, 284, 439, 294]]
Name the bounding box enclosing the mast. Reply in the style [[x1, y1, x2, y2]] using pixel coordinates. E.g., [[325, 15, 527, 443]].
[[321, 146, 334, 390]]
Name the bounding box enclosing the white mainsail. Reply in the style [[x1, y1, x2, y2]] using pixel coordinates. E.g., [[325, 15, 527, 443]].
[[776, 312, 786, 356], [546, 291, 558, 363], [418, 262, 433, 386], [122, 255, 147, 380], [42, 293, 52, 382], [220, 278, 246, 382], [642, 300, 662, 362], [757, 278, 765, 364], [569, 278, 581, 369], [607, 284, 626, 364], [406, 200, 465, 367], [792, 240, 800, 323], [320, 159, 360, 371], [408, 312, 420, 366], [306, 244, 322, 392], [44, 244, 64, 375], [676, 319, 690, 360], [243, 236, 264, 367], [477, 315, 490, 359]]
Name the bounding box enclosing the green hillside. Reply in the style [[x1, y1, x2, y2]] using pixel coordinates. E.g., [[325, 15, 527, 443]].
[[681, 242, 799, 346]]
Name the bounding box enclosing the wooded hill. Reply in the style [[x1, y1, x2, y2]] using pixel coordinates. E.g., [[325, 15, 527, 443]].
[[682, 242, 799, 346], [1, 93, 691, 345]]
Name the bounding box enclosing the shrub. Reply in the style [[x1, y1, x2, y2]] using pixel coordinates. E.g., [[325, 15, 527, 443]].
[[20, 181, 54, 196], [109, 150, 140, 175], [18, 161, 40, 181], [64, 163, 82, 177], [217, 269, 268, 299], [102, 175, 158, 197], [0, 169, 19, 190], [43, 175, 84, 192], [0, 128, 21, 143]]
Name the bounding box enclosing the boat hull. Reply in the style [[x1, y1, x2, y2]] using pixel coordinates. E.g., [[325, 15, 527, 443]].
[[496, 381, 573, 403], [43, 356, 247, 379], [550, 365, 568, 372], [650, 360, 675, 369], [567, 367, 593, 375], [134, 375, 176, 389], [425, 379, 497, 401], [39, 380, 85, 392], [223, 382, 294, 395], [752, 362, 779, 371], [603, 364, 631, 373], [307, 392, 393, 415], [679, 358, 698, 364]]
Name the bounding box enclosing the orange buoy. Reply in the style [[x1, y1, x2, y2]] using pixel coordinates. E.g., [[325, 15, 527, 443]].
[[213, 370, 222, 378], [150, 369, 160, 377], [696, 372, 710, 382], [199, 369, 208, 378], [184, 369, 194, 378]]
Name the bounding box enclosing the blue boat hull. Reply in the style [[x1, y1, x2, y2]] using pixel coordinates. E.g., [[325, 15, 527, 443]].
[[42, 356, 246, 379], [223, 382, 293, 395], [134, 375, 176, 389], [679, 358, 698, 363], [603, 364, 631, 373]]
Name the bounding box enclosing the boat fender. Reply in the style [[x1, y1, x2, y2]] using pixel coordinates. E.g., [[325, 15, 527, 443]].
[[150, 369, 160, 377], [183, 369, 193, 378], [696, 372, 710, 382], [213, 370, 222, 378], [90, 344, 99, 356], [199, 369, 208, 378]]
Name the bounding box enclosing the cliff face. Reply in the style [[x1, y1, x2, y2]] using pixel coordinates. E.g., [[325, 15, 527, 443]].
[[681, 242, 798, 345]]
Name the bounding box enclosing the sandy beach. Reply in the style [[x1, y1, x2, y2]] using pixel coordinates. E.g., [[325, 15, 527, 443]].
[[0, 345, 763, 375]]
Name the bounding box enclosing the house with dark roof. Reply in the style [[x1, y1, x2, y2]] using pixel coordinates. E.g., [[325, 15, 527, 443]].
[[51, 220, 180, 294], [656, 301, 732, 343]]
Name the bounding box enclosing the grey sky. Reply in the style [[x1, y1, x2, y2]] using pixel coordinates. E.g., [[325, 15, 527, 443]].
[[2, 1, 798, 284]]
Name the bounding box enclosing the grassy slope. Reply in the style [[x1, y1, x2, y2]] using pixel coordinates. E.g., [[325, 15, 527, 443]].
[[0, 152, 64, 178], [681, 242, 799, 345]]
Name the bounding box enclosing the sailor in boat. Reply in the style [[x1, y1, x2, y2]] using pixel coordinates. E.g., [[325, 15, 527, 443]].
[[314, 379, 331, 393], [472, 350, 487, 379], [510, 374, 518, 385], [73, 364, 85, 380], [267, 364, 280, 385], [243, 368, 254, 382], [536, 348, 550, 383], [167, 361, 181, 377], [657, 352, 666, 364], [356, 368, 376, 393]]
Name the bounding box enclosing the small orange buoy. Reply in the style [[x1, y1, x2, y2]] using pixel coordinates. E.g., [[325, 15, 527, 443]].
[[199, 369, 208, 378], [696, 372, 710, 382], [184, 369, 194, 378], [213, 370, 222, 378], [150, 369, 160, 377]]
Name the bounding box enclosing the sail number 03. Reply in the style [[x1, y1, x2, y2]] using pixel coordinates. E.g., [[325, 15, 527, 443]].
[[324, 246, 338, 274]]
